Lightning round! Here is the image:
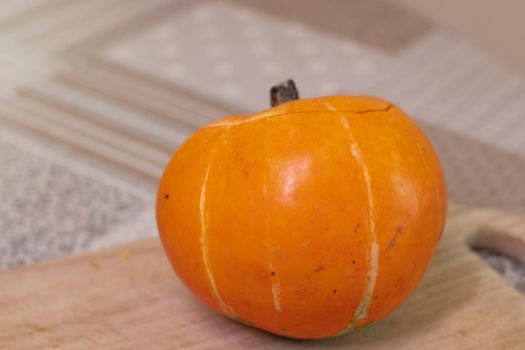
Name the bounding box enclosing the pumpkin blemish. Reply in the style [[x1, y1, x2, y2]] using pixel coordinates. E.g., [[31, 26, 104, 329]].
[[388, 239, 397, 250], [388, 225, 404, 250]]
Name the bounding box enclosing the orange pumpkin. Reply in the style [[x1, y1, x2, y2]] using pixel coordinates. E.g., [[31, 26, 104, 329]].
[[156, 81, 447, 339]]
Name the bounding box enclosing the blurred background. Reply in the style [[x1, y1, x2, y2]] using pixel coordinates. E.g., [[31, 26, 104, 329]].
[[1, 0, 525, 273]]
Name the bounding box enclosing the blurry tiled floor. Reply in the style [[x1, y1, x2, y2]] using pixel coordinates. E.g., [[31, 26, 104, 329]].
[[0, 0, 524, 269]]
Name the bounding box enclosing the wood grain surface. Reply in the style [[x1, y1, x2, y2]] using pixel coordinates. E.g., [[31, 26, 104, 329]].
[[1, 204, 525, 349]]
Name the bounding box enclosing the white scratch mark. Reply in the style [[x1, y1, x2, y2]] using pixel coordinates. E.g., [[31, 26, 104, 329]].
[[340, 114, 350, 129], [207, 112, 280, 128], [264, 173, 282, 312], [262, 129, 283, 313], [352, 242, 379, 321], [350, 143, 361, 161], [269, 261, 282, 312], [323, 101, 337, 111], [333, 108, 379, 328], [272, 283, 282, 312], [199, 150, 235, 316]]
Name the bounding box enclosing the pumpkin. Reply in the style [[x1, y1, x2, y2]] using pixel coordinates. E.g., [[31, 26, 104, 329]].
[[156, 80, 447, 339]]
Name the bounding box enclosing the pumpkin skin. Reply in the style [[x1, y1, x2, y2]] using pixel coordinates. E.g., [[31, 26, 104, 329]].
[[156, 95, 447, 339]]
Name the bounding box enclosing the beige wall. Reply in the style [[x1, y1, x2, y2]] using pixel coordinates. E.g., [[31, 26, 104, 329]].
[[386, 0, 525, 78]]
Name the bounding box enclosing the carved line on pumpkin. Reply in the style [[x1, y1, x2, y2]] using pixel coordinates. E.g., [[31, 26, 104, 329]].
[[330, 104, 379, 331], [203, 104, 393, 129], [199, 143, 235, 316]]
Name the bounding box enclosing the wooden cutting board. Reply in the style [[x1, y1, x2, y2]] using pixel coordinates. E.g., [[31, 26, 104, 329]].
[[2, 204, 525, 349]]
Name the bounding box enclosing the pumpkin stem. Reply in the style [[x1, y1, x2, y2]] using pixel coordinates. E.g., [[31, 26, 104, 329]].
[[270, 79, 299, 107]]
